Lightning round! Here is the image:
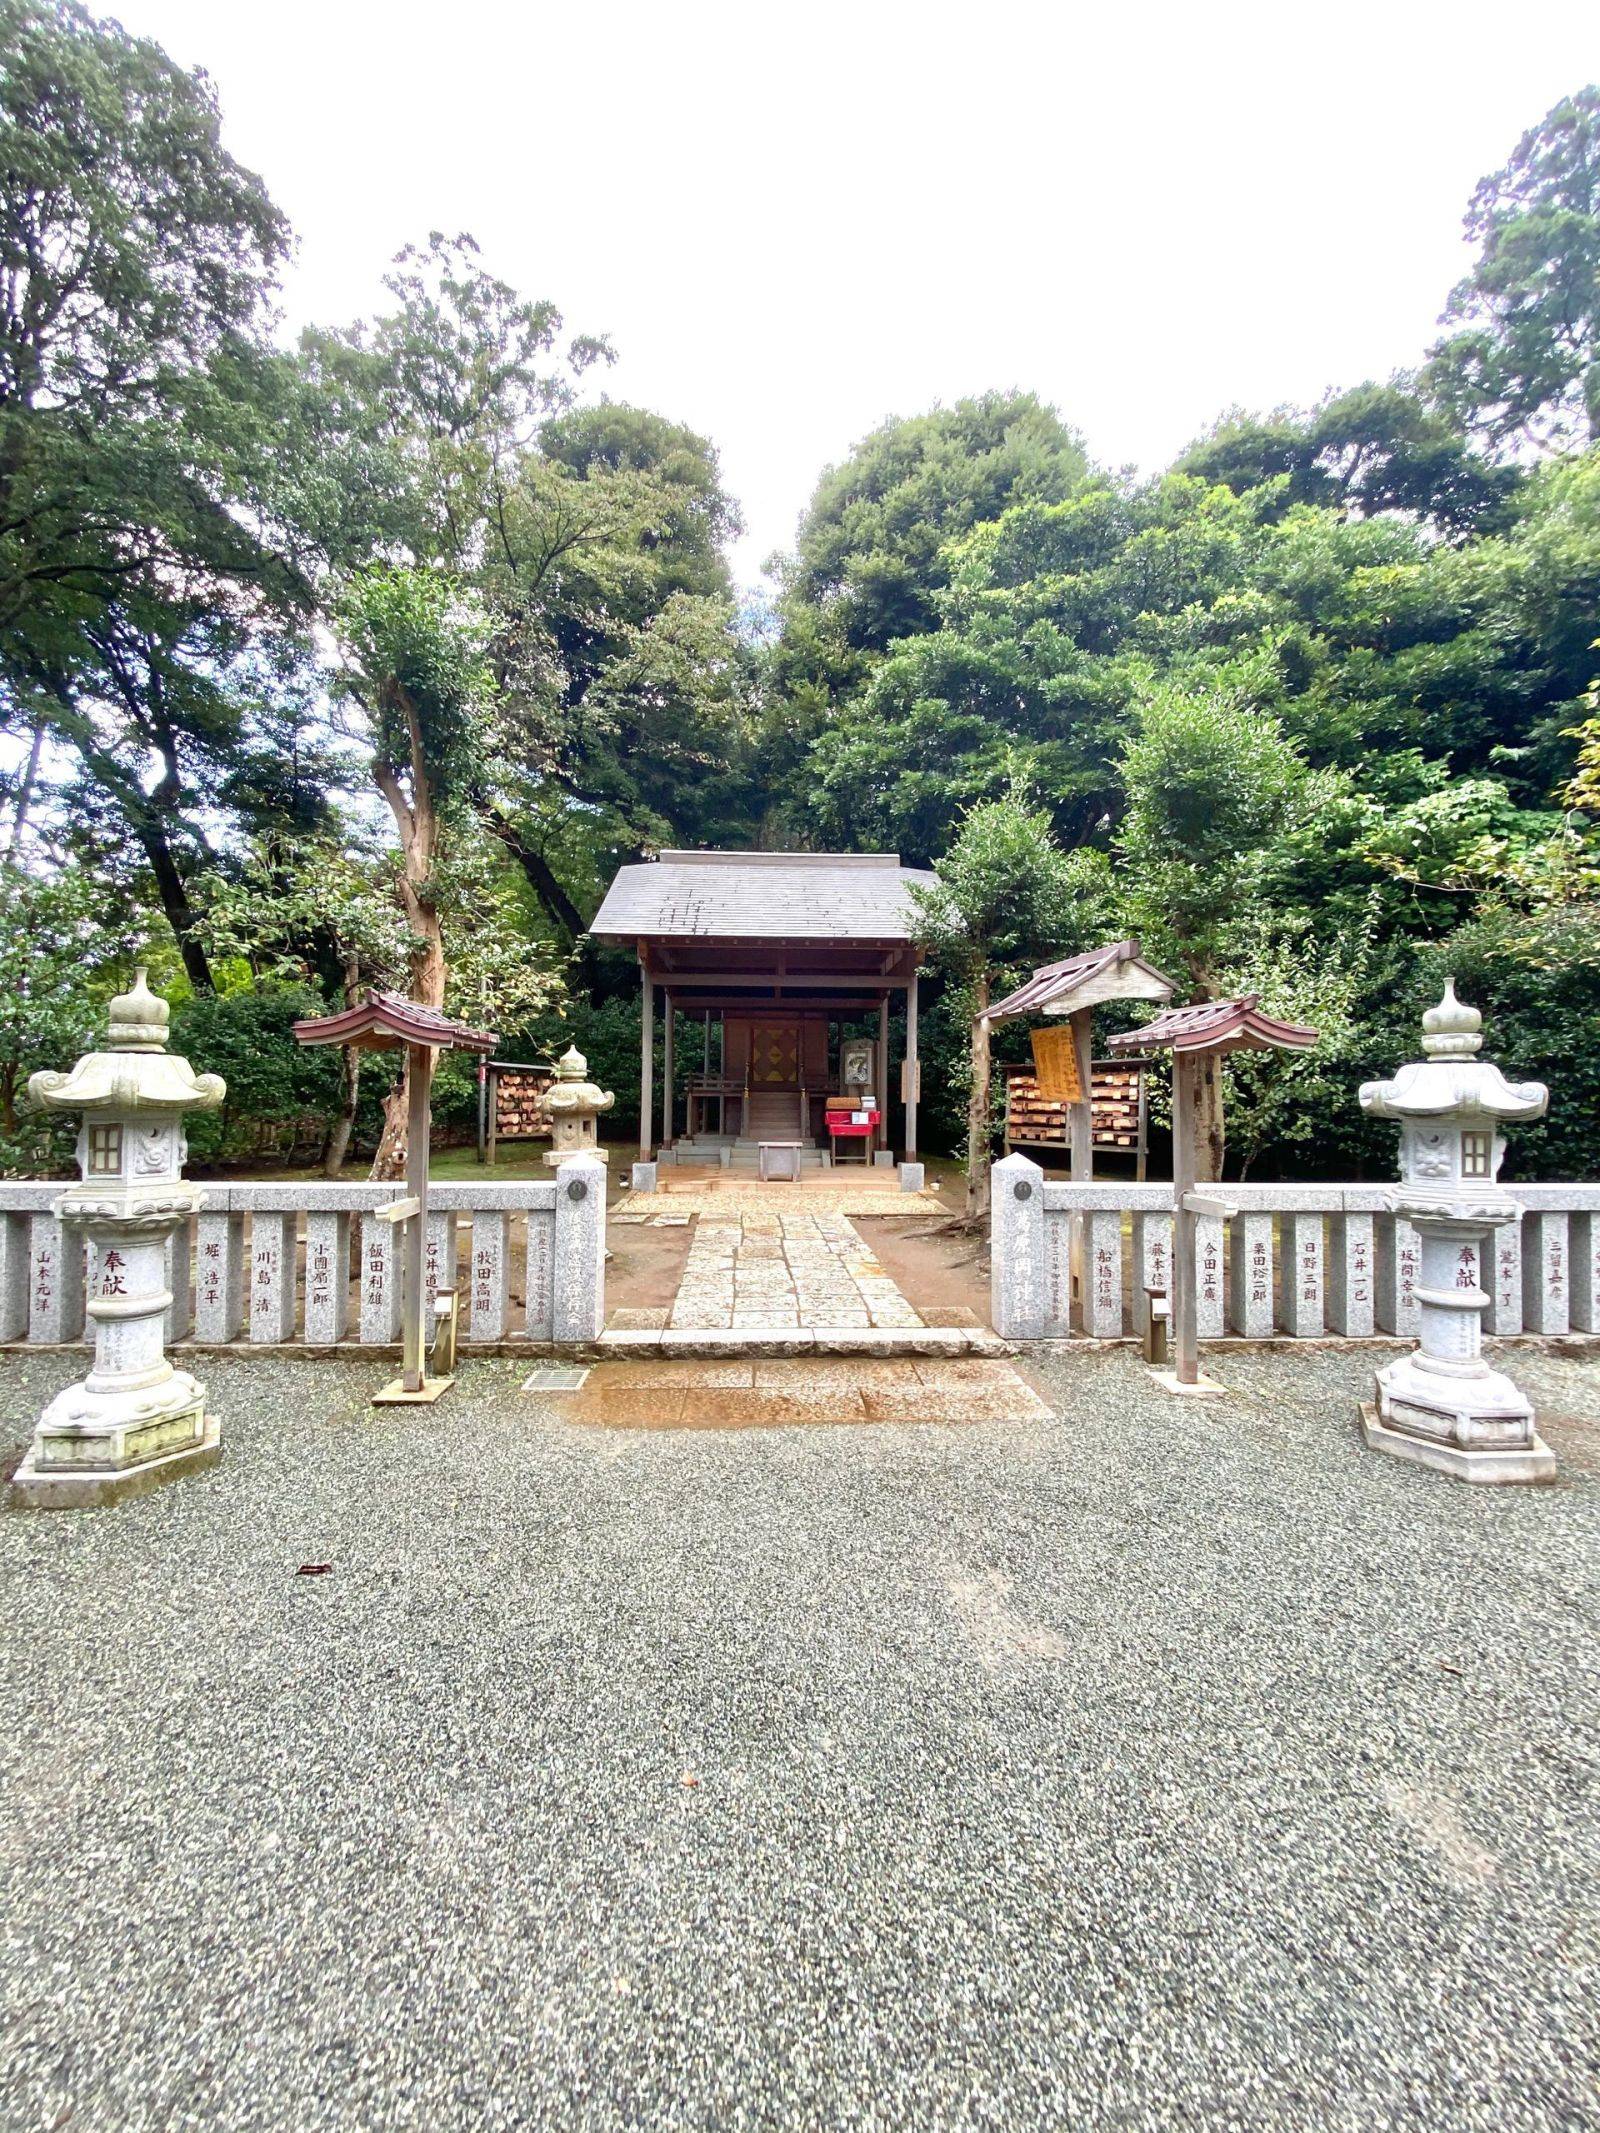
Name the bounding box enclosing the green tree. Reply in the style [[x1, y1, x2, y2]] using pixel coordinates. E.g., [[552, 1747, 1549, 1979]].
[[911, 796, 1078, 1219], [1428, 87, 1600, 449]]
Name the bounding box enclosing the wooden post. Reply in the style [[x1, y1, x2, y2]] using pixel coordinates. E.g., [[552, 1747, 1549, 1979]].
[[639, 965, 654, 1161], [486, 1065, 498, 1168], [402, 1043, 431, 1393], [1067, 1008, 1093, 1181], [662, 989, 674, 1148], [877, 995, 889, 1147], [904, 974, 919, 1159], [1172, 1050, 1199, 1386]]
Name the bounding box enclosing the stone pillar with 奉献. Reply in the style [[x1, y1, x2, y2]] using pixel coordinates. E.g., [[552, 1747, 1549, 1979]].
[[1358, 985, 1554, 1484], [10, 970, 226, 1509]]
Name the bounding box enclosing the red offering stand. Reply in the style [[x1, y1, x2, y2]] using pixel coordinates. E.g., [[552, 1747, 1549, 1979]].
[[825, 1095, 880, 1165]]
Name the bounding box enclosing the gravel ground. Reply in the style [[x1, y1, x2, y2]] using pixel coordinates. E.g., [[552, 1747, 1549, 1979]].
[[1, 1344, 1596, 2133]]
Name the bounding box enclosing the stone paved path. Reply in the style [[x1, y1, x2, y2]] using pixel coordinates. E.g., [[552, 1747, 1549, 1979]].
[[668, 1212, 924, 1332]]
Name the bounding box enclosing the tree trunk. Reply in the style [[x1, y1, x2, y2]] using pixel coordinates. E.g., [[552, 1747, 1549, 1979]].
[[1193, 1054, 1225, 1183], [965, 973, 993, 1223], [322, 958, 365, 1178], [4, 717, 45, 860], [369, 706, 446, 1182], [136, 820, 214, 995]]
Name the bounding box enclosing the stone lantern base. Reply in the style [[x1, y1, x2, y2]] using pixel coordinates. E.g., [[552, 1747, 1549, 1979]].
[[10, 1369, 220, 1510], [1360, 1353, 1556, 1486]]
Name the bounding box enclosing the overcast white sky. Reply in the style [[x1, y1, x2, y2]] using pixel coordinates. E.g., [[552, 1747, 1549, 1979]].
[[114, 0, 1599, 585]]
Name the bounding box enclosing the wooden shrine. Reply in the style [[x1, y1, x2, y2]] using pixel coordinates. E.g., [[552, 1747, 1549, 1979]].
[[589, 850, 933, 1167], [294, 991, 497, 1403]]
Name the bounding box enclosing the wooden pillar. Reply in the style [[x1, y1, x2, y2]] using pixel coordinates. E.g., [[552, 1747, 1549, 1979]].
[[904, 974, 920, 1159], [662, 989, 674, 1148], [402, 1043, 431, 1393], [1068, 1008, 1093, 1181], [1172, 1050, 1199, 1386], [639, 965, 654, 1161], [877, 995, 889, 1146]]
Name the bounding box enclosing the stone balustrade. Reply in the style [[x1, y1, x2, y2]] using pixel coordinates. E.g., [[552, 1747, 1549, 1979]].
[[0, 1173, 606, 1352], [991, 1157, 1600, 1343]]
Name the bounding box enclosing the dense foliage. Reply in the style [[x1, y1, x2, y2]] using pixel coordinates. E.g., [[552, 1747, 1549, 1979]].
[[0, 6, 1595, 1185]]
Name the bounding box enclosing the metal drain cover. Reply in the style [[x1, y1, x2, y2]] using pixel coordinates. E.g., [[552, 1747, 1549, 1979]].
[[521, 1366, 591, 1393]]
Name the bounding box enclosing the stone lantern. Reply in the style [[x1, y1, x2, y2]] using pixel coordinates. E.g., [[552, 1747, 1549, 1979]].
[[11, 969, 226, 1507], [543, 1044, 616, 1167], [1359, 983, 1552, 1484]]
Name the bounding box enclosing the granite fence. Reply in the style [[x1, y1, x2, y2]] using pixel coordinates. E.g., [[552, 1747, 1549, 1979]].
[[990, 1154, 1600, 1344], [0, 1159, 607, 1352]]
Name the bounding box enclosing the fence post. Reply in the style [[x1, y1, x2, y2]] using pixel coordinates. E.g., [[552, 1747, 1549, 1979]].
[[991, 1154, 1046, 1339], [1569, 1211, 1600, 1334], [1279, 1213, 1325, 1337], [195, 1209, 245, 1342], [1132, 1210, 1174, 1344], [28, 1213, 84, 1344], [1228, 1213, 1274, 1337], [469, 1211, 510, 1341], [1328, 1212, 1375, 1337], [0, 1210, 29, 1342], [304, 1210, 351, 1345], [248, 1212, 297, 1343], [1374, 1213, 1421, 1338], [1521, 1212, 1570, 1336], [359, 1212, 403, 1345], [552, 1155, 605, 1344]]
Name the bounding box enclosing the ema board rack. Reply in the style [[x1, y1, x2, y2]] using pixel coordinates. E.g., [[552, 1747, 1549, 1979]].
[[485, 1060, 555, 1165], [1003, 1060, 1149, 1178]]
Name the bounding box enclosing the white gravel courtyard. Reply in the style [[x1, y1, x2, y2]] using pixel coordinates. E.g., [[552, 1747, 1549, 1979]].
[[1, 1343, 1596, 2133]]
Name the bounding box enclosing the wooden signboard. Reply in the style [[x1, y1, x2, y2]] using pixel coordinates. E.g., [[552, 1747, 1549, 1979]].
[[1029, 1023, 1083, 1103]]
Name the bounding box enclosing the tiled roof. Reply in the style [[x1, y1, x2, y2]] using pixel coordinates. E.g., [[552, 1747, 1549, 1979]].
[[293, 991, 499, 1054], [1108, 995, 1318, 1056], [987, 940, 1176, 1021], [589, 851, 937, 942]]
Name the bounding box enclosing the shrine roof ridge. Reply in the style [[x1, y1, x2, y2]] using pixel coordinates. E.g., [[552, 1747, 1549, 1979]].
[[590, 850, 937, 942]]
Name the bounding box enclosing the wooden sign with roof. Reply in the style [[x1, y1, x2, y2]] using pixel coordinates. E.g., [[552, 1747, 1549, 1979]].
[[988, 940, 1176, 1184], [1110, 993, 1317, 1393], [294, 991, 497, 1404]]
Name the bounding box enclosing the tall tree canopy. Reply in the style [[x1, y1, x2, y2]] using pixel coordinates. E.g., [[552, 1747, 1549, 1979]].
[[1428, 86, 1600, 449]]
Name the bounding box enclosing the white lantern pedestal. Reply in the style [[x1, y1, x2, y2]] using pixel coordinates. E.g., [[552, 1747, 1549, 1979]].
[[10, 970, 226, 1509], [1359, 985, 1554, 1484]]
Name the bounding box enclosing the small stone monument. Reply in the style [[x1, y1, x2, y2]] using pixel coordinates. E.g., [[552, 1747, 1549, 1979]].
[[543, 1045, 615, 1167], [1359, 983, 1553, 1484], [11, 969, 226, 1508]]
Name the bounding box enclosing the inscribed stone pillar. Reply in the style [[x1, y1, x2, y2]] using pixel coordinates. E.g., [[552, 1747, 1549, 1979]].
[[1083, 1210, 1123, 1338], [525, 1205, 554, 1339], [1279, 1213, 1324, 1337], [1569, 1211, 1600, 1334], [990, 1154, 1046, 1340], [28, 1213, 85, 1344], [248, 1212, 297, 1343], [552, 1155, 606, 1344], [1374, 1214, 1421, 1338], [1132, 1210, 1174, 1342], [1484, 1221, 1523, 1336], [1194, 1213, 1225, 1339], [0, 1211, 30, 1342], [360, 1212, 403, 1344], [194, 1212, 245, 1343], [1227, 1213, 1275, 1338], [470, 1211, 509, 1341], [303, 1211, 351, 1345], [1520, 1212, 1570, 1336], [1328, 1213, 1375, 1338]]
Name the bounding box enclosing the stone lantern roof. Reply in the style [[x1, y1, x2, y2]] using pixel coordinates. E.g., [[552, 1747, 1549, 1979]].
[[28, 968, 226, 1117], [1359, 984, 1547, 1123]]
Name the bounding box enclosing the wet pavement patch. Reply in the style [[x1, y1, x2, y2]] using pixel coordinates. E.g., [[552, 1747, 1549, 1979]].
[[561, 1356, 1053, 1430]]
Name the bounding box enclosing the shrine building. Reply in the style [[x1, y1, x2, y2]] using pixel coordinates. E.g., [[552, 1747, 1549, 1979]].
[[589, 850, 933, 1166]]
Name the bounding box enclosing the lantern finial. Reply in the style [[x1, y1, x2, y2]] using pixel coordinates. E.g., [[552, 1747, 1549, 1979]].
[[1420, 980, 1482, 1060]]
